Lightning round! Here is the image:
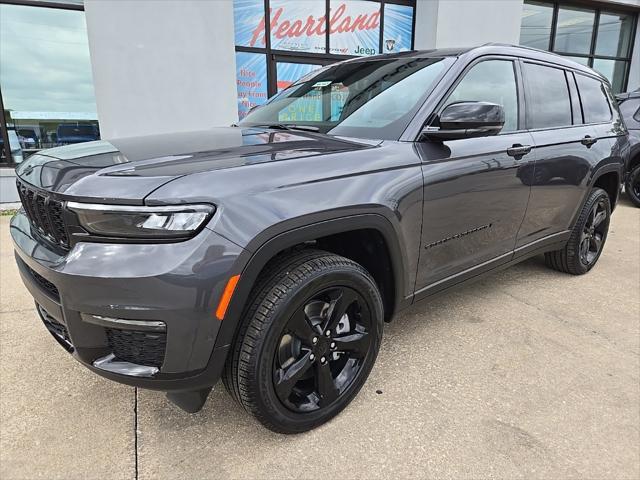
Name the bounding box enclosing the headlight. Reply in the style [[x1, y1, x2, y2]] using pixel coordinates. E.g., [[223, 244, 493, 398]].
[[66, 202, 215, 239]]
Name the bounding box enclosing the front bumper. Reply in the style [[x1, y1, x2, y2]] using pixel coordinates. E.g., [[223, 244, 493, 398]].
[[11, 211, 244, 391]]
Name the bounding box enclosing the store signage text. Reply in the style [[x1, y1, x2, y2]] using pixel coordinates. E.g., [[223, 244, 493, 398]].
[[249, 3, 380, 47]]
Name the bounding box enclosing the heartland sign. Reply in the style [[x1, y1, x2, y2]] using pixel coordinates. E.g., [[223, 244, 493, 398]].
[[246, 1, 381, 56]]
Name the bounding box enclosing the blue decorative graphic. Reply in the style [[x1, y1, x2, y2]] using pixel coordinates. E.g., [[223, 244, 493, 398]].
[[236, 51, 268, 119], [382, 3, 414, 53], [276, 62, 321, 92], [329, 1, 381, 56], [270, 1, 327, 53], [234, 0, 266, 48]]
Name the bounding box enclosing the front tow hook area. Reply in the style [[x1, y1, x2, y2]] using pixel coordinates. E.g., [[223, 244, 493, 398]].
[[166, 387, 213, 413]]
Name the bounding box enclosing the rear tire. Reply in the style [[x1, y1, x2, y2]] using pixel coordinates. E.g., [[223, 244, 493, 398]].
[[626, 164, 640, 207], [544, 188, 611, 275], [222, 249, 384, 434]]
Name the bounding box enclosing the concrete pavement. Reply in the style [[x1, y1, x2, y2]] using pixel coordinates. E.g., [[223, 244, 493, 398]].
[[1, 197, 639, 479]]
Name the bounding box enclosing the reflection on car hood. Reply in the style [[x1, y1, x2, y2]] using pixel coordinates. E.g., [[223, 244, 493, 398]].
[[14, 127, 375, 203]]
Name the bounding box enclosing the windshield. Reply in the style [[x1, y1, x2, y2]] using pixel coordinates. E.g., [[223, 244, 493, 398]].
[[239, 56, 452, 140]]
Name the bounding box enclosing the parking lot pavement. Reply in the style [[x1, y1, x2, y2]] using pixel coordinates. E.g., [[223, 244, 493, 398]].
[[1, 198, 638, 480]]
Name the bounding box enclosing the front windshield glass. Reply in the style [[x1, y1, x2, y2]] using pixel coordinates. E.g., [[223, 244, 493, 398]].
[[239, 56, 452, 140]]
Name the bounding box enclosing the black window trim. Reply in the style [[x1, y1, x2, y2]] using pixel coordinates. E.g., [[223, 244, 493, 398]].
[[520, 57, 615, 132]]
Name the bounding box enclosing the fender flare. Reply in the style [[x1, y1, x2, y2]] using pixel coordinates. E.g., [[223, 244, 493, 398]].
[[214, 213, 412, 348]]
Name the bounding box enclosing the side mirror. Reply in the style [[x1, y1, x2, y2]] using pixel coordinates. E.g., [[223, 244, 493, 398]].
[[422, 101, 505, 141]]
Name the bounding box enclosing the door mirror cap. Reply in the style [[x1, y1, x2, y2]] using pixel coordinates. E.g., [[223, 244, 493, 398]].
[[422, 101, 505, 141]]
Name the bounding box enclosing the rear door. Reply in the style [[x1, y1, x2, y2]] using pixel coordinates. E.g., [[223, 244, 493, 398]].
[[515, 62, 611, 253], [414, 58, 535, 296]]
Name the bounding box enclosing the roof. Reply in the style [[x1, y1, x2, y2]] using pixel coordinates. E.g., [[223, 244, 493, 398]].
[[350, 43, 603, 81]]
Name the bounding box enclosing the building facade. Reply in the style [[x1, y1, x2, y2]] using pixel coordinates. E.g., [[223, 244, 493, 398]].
[[1, 0, 639, 201]]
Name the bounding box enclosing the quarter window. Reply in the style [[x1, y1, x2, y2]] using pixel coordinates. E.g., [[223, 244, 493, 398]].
[[444, 60, 519, 133], [523, 63, 571, 129], [575, 75, 612, 124]]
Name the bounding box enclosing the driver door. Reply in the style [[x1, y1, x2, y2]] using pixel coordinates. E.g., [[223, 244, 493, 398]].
[[414, 58, 535, 297]]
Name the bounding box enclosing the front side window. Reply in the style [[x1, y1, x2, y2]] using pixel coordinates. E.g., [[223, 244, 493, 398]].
[[575, 74, 612, 124], [239, 56, 451, 140], [444, 60, 519, 133], [523, 63, 572, 129]]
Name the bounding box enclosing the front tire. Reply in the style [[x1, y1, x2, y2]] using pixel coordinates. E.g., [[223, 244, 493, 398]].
[[626, 164, 640, 207], [545, 188, 611, 275], [223, 249, 384, 434]]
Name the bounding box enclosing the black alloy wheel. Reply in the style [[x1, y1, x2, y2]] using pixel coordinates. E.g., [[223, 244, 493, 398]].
[[578, 197, 608, 266], [545, 187, 611, 275], [274, 286, 371, 412], [626, 164, 640, 207], [222, 249, 384, 433]]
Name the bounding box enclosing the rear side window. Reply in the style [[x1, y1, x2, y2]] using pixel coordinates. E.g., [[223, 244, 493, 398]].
[[575, 74, 612, 123], [523, 62, 572, 129]]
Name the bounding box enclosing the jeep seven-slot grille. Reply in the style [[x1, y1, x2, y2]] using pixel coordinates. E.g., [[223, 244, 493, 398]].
[[106, 328, 167, 368], [16, 179, 70, 250]]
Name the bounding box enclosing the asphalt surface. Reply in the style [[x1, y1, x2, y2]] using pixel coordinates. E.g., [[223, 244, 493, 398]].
[[1, 197, 639, 480]]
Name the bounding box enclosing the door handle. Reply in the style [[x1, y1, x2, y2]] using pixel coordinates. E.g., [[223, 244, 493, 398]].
[[506, 144, 532, 157], [581, 135, 598, 147]]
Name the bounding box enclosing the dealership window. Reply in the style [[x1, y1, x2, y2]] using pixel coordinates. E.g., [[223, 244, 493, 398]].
[[0, 1, 98, 166], [519, 1, 638, 93], [233, 0, 415, 119]]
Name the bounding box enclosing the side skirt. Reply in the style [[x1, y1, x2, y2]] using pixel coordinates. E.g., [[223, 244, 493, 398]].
[[410, 230, 571, 305]]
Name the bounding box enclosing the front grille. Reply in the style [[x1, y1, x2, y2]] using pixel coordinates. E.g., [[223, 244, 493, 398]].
[[106, 328, 167, 368], [16, 179, 70, 250], [38, 305, 74, 352], [28, 266, 60, 301]]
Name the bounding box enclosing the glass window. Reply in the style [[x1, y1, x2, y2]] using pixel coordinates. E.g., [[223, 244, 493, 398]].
[[554, 6, 595, 55], [233, 0, 266, 48], [329, 1, 381, 56], [269, 0, 327, 54], [592, 58, 627, 94], [520, 1, 554, 50], [239, 56, 450, 140], [445, 60, 519, 132], [0, 4, 99, 159], [382, 3, 413, 53], [235, 52, 268, 120], [595, 12, 633, 57], [523, 63, 572, 129], [563, 56, 590, 66], [575, 74, 612, 124], [276, 62, 323, 92]]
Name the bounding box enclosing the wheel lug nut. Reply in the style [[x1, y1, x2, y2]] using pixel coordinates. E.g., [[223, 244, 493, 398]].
[[309, 353, 315, 361], [330, 342, 336, 349], [320, 356, 326, 364], [312, 337, 318, 344], [325, 330, 331, 337]]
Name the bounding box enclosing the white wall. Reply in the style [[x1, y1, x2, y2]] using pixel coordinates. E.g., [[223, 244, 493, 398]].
[[84, 0, 238, 140], [414, 0, 525, 49]]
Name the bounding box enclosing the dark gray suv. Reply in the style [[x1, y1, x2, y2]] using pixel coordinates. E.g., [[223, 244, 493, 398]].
[[11, 45, 627, 433]]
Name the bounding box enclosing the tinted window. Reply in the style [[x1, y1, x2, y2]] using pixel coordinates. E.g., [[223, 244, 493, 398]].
[[575, 75, 612, 123], [523, 63, 572, 129], [445, 60, 519, 132]]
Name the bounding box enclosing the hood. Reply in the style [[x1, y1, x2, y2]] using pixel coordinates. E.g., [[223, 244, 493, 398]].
[[15, 126, 374, 204]]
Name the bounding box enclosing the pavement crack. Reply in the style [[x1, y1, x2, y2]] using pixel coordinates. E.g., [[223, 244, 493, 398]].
[[134, 387, 139, 480]]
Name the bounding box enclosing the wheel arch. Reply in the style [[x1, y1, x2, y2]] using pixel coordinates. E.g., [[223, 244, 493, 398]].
[[214, 214, 412, 348]]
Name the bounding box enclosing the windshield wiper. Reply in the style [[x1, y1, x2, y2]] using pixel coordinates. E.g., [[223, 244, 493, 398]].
[[252, 123, 321, 133]]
